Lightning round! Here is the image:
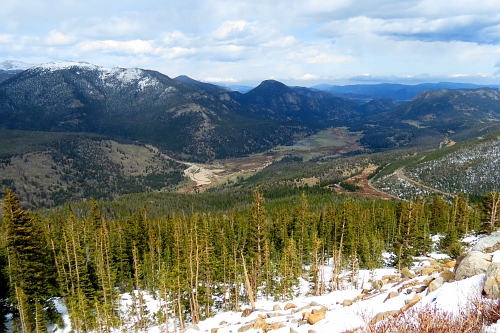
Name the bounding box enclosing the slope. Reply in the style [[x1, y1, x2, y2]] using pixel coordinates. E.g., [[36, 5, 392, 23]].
[[0, 62, 321, 161]]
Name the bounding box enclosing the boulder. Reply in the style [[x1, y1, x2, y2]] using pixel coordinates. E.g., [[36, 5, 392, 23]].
[[401, 294, 421, 312], [421, 265, 441, 276], [270, 322, 284, 330], [298, 320, 308, 327], [273, 304, 282, 311], [423, 277, 435, 287], [342, 299, 353, 307], [284, 302, 297, 310], [238, 323, 253, 332], [401, 267, 416, 279], [454, 251, 492, 281], [428, 277, 444, 293], [311, 307, 327, 315], [439, 270, 455, 282], [382, 274, 401, 283], [290, 328, 298, 333], [253, 317, 267, 330], [241, 308, 253, 317], [483, 262, 500, 299], [371, 279, 383, 290], [442, 261, 456, 270], [414, 286, 427, 293], [308, 311, 325, 325], [267, 312, 282, 318], [383, 291, 399, 303], [211, 329, 219, 333], [473, 231, 500, 252]]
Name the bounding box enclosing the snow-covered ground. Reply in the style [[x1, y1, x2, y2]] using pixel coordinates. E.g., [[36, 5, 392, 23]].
[[12, 232, 500, 333], [46, 265, 497, 333]]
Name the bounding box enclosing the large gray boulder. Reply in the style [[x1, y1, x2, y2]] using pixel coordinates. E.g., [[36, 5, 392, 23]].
[[483, 262, 500, 299], [454, 251, 492, 281], [473, 232, 500, 252]]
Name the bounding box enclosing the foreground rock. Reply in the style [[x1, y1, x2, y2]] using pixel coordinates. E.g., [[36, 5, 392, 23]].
[[241, 308, 253, 317], [428, 277, 445, 293], [307, 308, 327, 325], [483, 262, 500, 299], [473, 231, 500, 252], [454, 251, 492, 281]]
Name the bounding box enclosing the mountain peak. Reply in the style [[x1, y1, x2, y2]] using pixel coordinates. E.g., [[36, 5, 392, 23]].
[[248, 79, 292, 95], [37, 61, 101, 72]]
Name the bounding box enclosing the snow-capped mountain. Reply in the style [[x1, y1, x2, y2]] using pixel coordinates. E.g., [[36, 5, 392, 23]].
[[0, 60, 38, 83], [0, 61, 319, 161], [0, 60, 36, 71]]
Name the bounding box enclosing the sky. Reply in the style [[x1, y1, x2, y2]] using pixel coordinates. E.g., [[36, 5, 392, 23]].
[[2, 0, 500, 86]]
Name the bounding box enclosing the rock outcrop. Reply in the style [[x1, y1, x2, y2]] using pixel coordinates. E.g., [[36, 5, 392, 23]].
[[483, 262, 500, 299], [454, 251, 492, 281]]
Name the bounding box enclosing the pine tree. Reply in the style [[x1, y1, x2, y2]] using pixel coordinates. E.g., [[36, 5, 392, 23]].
[[2, 189, 59, 332], [247, 187, 267, 288], [482, 191, 500, 233]]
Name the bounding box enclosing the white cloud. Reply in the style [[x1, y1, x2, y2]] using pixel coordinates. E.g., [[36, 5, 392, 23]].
[[317, 15, 485, 38], [166, 47, 197, 59], [78, 40, 157, 54], [163, 31, 187, 45], [2, 0, 500, 85], [203, 77, 239, 83], [43, 30, 75, 46], [0, 34, 13, 43], [262, 36, 298, 48], [213, 21, 253, 40], [307, 53, 353, 64], [296, 73, 319, 80]]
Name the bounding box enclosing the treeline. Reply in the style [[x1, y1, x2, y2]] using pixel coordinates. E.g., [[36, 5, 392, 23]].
[[0, 188, 499, 332]]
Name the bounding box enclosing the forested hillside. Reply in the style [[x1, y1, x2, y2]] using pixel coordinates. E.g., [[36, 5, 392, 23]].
[[1, 186, 499, 332], [0, 132, 187, 208], [372, 133, 500, 199]]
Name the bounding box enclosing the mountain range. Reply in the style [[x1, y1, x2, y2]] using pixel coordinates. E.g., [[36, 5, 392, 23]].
[[1, 60, 500, 160]]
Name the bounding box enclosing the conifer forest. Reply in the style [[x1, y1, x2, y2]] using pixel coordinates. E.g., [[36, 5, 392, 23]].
[[1, 187, 499, 332]]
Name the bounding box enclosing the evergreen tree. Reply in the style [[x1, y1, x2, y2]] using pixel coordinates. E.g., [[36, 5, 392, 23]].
[[2, 189, 59, 332], [482, 191, 500, 233]]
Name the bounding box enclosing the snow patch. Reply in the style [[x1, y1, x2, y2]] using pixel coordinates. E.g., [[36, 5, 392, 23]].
[[38, 61, 100, 71], [0, 60, 36, 71]]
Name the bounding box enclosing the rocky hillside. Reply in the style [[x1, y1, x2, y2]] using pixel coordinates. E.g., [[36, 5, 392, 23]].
[[372, 132, 500, 199]]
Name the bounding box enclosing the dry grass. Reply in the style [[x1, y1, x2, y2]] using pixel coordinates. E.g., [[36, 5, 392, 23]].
[[355, 297, 500, 333]]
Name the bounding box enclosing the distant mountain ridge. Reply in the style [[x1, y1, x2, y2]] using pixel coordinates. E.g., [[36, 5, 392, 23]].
[[313, 82, 498, 101], [0, 61, 350, 161], [383, 88, 500, 128], [2, 60, 500, 159], [0, 60, 37, 83], [174, 75, 230, 93]]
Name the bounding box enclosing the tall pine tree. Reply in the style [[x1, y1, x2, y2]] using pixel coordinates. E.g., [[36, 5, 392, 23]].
[[2, 189, 59, 332]]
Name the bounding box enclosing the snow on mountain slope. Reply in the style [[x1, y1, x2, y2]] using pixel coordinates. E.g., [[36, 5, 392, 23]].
[[31, 61, 161, 89], [0, 60, 36, 71], [44, 269, 494, 333], [38, 61, 100, 71]]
